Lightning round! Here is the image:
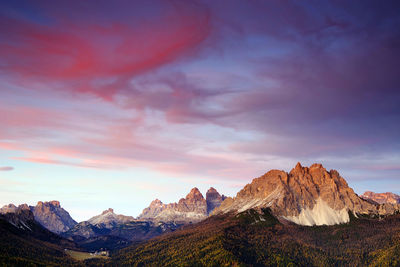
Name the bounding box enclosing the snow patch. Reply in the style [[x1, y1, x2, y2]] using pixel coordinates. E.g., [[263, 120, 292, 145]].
[[20, 221, 32, 231], [284, 198, 349, 226]]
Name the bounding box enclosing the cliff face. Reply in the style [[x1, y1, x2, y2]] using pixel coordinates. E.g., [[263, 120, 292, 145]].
[[30, 201, 77, 233], [1, 201, 77, 233], [138, 187, 225, 223], [361, 191, 400, 204], [0, 204, 34, 230], [214, 163, 399, 226], [206, 187, 226, 214]]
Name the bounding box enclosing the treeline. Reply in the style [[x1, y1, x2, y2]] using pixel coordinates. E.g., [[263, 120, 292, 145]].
[[113, 210, 400, 266]]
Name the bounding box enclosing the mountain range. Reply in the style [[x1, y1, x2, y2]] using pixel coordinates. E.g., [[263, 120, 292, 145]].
[[138, 187, 226, 223], [361, 191, 400, 204], [1, 163, 400, 265]]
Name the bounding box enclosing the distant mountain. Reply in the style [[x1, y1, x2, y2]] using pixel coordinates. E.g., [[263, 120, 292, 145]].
[[0, 204, 35, 231], [0, 207, 78, 265], [361, 191, 400, 204], [87, 208, 135, 227], [64, 208, 135, 240], [63, 208, 182, 251], [1, 201, 77, 234], [214, 163, 400, 226], [30, 201, 77, 234], [138, 187, 226, 223]]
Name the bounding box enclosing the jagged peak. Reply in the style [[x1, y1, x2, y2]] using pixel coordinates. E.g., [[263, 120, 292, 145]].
[[0, 203, 29, 214], [150, 199, 163, 205], [207, 187, 218, 193], [102, 208, 114, 215], [1, 203, 16, 209], [189, 187, 201, 194], [310, 163, 324, 169], [360, 191, 400, 204], [36, 200, 61, 207], [185, 187, 204, 199], [18, 204, 29, 210], [213, 163, 391, 226]]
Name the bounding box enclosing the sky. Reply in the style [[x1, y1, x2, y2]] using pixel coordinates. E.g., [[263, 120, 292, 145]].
[[0, 0, 399, 222]]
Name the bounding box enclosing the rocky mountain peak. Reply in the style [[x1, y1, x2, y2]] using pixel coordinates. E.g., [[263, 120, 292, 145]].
[[138, 187, 225, 223], [30, 201, 77, 234], [0, 204, 35, 230], [0, 204, 17, 214], [49, 200, 60, 207], [87, 208, 134, 227], [0, 203, 30, 214], [185, 187, 204, 201], [214, 163, 393, 226], [37, 200, 60, 207], [102, 208, 114, 215], [150, 199, 163, 206], [206, 187, 226, 214], [207, 187, 218, 193], [177, 188, 207, 214], [361, 191, 400, 204]]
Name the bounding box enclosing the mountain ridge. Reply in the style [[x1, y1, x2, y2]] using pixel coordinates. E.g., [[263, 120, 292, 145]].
[[1, 201, 77, 234], [361, 191, 400, 204], [214, 163, 400, 226], [138, 187, 226, 223]]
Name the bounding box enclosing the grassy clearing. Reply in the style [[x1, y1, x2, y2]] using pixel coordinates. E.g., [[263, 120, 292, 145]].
[[65, 249, 108, 261]]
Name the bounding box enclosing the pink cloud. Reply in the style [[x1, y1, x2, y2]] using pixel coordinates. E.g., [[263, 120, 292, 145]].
[[0, 167, 13, 171], [11, 157, 118, 170], [0, 1, 211, 100]]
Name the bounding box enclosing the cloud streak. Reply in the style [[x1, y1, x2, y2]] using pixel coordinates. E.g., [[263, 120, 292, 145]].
[[0, 167, 14, 171]]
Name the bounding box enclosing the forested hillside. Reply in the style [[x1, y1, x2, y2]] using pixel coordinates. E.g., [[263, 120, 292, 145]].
[[113, 210, 400, 266]]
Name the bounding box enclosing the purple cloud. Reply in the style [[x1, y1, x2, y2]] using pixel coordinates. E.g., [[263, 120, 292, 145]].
[[0, 167, 14, 171]]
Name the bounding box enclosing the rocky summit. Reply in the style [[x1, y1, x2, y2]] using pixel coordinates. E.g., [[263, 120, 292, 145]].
[[30, 201, 77, 234], [1, 201, 76, 233], [0, 204, 34, 230], [206, 187, 226, 214], [138, 187, 225, 223], [87, 208, 135, 227], [214, 163, 400, 226], [361, 191, 400, 204]]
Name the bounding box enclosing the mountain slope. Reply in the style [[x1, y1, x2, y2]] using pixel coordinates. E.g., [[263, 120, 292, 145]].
[[63, 208, 182, 251], [138, 187, 225, 223], [138, 187, 207, 223], [1, 201, 77, 234], [114, 209, 400, 266], [214, 163, 398, 226], [30, 201, 77, 234], [0, 208, 78, 266]]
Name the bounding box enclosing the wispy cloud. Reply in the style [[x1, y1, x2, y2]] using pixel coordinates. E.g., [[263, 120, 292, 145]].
[[0, 0, 399, 185], [0, 167, 14, 171]]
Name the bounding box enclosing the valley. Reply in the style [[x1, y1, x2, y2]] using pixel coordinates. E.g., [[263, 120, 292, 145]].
[[1, 163, 400, 266]]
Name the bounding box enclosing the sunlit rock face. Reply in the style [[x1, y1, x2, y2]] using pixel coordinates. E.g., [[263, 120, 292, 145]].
[[138, 187, 207, 223], [361, 191, 400, 204], [214, 163, 398, 226], [31, 201, 77, 233], [1, 201, 77, 233], [138, 187, 226, 223]]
